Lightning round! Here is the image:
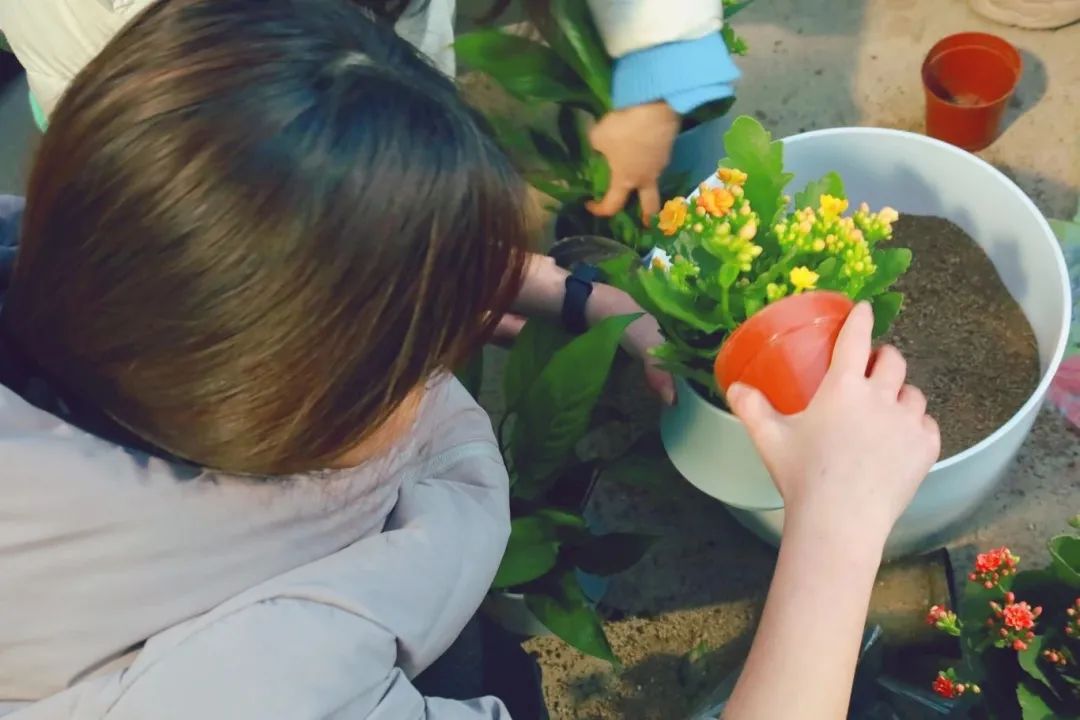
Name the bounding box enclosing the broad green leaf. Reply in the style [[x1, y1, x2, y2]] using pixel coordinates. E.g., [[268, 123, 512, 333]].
[[504, 319, 573, 410], [871, 291, 903, 338], [794, 171, 845, 209], [1016, 682, 1055, 720], [859, 248, 913, 300], [720, 116, 794, 236], [530, 178, 591, 204], [640, 270, 728, 333], [550, 0, 613, 109], [1049, 535, 1080, 587], [492, 516, 561, 589], [586, 150, 611, 198], [455, 352, 484, 399], [720, 25, 749, 55], [567, 532, 658, 576], [609, 210, 641, 250], [455, 30, 592, 106], [511, 314, 639, 492], [557, 105, 583, 163], [528, 129, 575, 179], [1018, 636, 1054, 691], [525, 570, 618, 664]]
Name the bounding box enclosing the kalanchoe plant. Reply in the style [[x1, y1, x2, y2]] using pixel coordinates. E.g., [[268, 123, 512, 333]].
[[455, 0, 753, 247], [602, 116, 911, 394], [460, 315, 664, 664], [922, 519, 1080, 719]]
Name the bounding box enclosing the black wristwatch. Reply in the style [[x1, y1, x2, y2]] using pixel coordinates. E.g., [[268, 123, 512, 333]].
[[561, 263, 601, 334]]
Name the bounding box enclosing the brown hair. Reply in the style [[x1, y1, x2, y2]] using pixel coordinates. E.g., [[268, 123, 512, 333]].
[[5, 0, 530, 474]]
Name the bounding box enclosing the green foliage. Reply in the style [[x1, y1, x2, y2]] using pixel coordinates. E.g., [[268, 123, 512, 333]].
[[525, 570, 618, 665], [510, 313, 638, 494], [604, 116, 910, 393], [487, 316, 666, 664], [458, 2, 748, 254]]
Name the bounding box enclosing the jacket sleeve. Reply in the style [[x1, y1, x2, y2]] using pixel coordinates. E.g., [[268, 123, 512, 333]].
[[55, 385, 513, 720], [585, 0, 741, 113]]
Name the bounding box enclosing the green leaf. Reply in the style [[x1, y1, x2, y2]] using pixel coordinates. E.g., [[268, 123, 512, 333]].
[[871, 291, 903, 338], [1016, 682, 1055, 720], [504, 319, 574, 411], [557, 106, 583, 163], [720, 25, 749, 55], [511, 314, 640, 493], [859, 248, 913, 300], [718, 263, 741, 289], [492, 516, 561, 589], [550, 0, 613, 109], [1018, 636, 1054, 691], [525, 570, 618, 664], [723, 0, 757, 17], [528, 129, 574, 178], [720, 116, 794, 235], [601, 435, 676, 492], [455, 352, 484, 399], [567, 532, 658, 576], [794, 171, 845, 209], [639, 270, 728, 333], [586, 150, 611, 198], [1049, 535, 1080, 587], [455, 30, 592, 106]]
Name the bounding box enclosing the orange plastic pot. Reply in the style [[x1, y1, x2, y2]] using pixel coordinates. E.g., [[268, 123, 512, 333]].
[[714, 291, 854, 415], [922, 32, 1022, 152]]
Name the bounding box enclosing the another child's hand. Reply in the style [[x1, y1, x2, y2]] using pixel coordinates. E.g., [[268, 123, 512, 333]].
[[587, 101, 681, 222], [727, 302, 940, 547]]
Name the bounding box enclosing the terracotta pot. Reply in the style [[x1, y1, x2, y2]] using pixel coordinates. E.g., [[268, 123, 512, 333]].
[[714, 291, 855, 415], [922, 32, 1022, 152]]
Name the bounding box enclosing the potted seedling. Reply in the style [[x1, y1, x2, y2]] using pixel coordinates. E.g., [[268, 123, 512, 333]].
[[605, 115, 1070, 557]]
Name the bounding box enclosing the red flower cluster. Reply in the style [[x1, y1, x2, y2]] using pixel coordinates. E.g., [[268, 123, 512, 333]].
[[932, 669, 980, 699], [968, 546, 1019, 589], [989, 592, 1042, 651]]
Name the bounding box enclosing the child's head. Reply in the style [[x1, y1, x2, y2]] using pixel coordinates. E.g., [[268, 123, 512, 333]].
[[6, 0, 530, 474]]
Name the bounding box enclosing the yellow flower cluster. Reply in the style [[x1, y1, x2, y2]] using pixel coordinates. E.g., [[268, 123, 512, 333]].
[[773, 194, 877, 282], [853, 202, 899, 244]]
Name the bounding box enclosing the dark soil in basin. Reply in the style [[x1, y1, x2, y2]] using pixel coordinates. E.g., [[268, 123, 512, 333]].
[[883, 214, 1041, 459]]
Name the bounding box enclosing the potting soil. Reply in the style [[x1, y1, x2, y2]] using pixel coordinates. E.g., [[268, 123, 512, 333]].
[[883, 214, 1041, 459]]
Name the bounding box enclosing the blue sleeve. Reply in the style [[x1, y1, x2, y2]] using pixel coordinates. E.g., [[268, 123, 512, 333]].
[[611, 33, 740, 114]]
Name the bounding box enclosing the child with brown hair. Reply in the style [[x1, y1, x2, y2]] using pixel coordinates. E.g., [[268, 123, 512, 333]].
[[0, 1, 940, 717]]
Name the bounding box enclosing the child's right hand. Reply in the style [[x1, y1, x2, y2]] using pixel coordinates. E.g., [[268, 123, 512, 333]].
[[727, 302, 941, 548]]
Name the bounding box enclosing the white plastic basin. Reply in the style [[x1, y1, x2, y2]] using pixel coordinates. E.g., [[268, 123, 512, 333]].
[[660, 126, 1071, 558]]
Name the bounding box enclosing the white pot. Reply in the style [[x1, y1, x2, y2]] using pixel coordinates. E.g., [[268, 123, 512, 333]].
[[661, 127, 1071, 558]]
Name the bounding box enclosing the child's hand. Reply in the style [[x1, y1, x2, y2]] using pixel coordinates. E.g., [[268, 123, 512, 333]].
[[587, 101, 681, 222], [727, 302, 940, 546]]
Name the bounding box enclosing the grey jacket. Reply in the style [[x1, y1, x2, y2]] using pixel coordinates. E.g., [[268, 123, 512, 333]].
[[0, 197, 512, 718]]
